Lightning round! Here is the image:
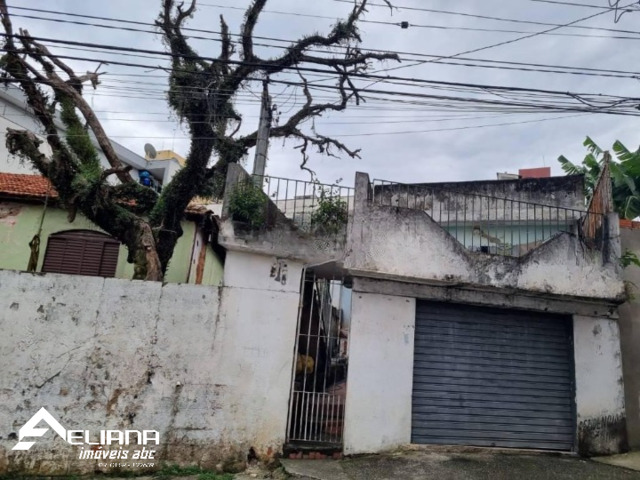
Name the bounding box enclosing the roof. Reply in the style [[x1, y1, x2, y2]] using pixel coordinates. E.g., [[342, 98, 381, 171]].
[[0, 173, 57, 200], [620, 219, 640, 229], [0, 172, 214, 219]]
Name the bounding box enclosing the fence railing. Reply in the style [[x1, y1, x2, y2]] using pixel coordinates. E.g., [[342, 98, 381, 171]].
[[372, 179, 605, 257], [228, 174, 354, 237]]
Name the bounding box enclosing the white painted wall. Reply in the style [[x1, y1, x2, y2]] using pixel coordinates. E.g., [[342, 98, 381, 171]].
[[574, 315, 626, 454], [343, 292, 415, 455], [0, 251, 303, 475], [0, 99, 49, 174]]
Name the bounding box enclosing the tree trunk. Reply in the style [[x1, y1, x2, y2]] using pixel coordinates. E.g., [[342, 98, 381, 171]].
[[131, 221, 163, 281]]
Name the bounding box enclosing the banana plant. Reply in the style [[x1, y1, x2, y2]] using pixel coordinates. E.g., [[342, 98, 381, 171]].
[[558, 136, 640, 219]]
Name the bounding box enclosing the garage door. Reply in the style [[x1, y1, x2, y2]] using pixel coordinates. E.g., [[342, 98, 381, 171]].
[[413, 301, 575, 450]]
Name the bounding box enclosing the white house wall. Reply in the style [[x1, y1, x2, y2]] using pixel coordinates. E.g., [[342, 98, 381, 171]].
[[0, 250, 303, 475], [343, 292, 415, 455], [342, 285, 628, 456], [0, 99, 50, 174], [573, 315, 627, 455]]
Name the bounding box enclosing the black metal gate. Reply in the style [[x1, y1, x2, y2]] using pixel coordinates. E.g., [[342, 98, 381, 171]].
[[413, 301, 575, 451], [286, 267, 350, 448]]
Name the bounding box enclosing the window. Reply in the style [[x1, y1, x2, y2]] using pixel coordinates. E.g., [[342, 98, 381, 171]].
[[42, 230, 120, 278]]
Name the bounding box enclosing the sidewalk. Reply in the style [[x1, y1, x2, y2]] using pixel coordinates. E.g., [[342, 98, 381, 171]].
[[592, 451, 640, 472], [280, 450, 640, 480]]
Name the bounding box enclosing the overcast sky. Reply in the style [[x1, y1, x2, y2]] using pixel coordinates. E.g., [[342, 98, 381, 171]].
[[7, 0, 640, 186]]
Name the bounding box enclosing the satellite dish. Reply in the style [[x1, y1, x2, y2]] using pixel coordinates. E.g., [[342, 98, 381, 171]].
[[144, 143, 157, 159]]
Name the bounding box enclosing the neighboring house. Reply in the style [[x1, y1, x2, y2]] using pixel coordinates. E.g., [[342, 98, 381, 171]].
[[618, 220, 640, 451], [0, 172, 223, 285], [0, 86, 182, 188]]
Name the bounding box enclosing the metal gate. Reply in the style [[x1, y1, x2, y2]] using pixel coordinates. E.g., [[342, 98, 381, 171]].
[[286, 267, 350, 448], [413, 301, 575, 451]]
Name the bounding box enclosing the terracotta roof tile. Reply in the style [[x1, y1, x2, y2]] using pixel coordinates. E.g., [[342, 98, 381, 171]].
[[0, 173, 57, 200]]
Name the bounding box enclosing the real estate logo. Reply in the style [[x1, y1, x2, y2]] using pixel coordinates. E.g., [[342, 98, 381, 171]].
[[13, 407, 159, 464]]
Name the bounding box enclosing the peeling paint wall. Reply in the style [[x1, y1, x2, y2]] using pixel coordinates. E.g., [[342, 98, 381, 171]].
[[573, 315, 627, 456], [345, 173, 624, 302], [0, 253, 301, 475]]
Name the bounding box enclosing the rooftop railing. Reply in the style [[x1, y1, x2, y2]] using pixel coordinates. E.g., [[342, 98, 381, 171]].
[[372, 179, 605, 257], [228, 174, 354, 238]]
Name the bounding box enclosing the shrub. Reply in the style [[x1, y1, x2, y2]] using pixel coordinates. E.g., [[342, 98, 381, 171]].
[[311, 187, 348, 234], [228, 181, 267, 229]]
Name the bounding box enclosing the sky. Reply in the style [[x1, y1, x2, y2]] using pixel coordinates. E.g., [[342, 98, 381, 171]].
[[6, 0, 640, 187]]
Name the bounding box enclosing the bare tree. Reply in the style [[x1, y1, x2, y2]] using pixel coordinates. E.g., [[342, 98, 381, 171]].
[[0, 0, 398, 281]]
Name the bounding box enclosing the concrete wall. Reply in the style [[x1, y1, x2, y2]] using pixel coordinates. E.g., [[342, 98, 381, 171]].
[[373, 175, 585, 211], [0, 251, 302, 475], [574, 315, 627, 455], [342, 279, 627, 456], [219, 164, 347, 265], [619, 228, 640, 449], [343, 292, 416, 455], [0, 201, 222, 285], [345, 173, 624, 303]]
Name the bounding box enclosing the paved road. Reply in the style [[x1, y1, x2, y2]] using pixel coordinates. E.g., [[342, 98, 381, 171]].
[[281, 451, 640, 480]]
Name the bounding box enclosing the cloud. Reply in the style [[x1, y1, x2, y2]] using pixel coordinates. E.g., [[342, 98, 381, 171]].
[[8, 0, 640, 187]]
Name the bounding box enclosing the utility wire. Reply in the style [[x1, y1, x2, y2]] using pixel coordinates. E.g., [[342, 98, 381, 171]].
[[5, 34, 637, 104], [374, 2, 627, 74], [11, 7, 640, 81], [331, 0, 640, 36]]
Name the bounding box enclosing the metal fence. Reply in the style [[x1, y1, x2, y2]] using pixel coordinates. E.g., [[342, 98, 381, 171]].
[[286, 270, 350, 447], [372, 179, 605, 257], [229, 175, 354, 235]]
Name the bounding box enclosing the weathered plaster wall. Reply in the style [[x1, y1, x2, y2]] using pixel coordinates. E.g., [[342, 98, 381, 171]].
[[0, 252, 301, 475], [345, 173, 624, 302], [343, 292, 415, 455], [618, 228, 640, 449], [0, 202, 220, 285], [573, 315, 627, 456]]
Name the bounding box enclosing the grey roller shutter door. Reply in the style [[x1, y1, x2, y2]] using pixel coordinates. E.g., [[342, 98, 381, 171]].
[[413, 301, 574, 451]]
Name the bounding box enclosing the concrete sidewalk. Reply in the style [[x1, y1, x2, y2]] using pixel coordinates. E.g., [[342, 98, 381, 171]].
[[281, 450, 640, 480], [593, 451, 640, 472]]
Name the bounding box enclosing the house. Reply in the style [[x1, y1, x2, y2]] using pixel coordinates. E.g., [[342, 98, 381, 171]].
[[0, 86, 223, 285], [220, 163, 626, 457], [0, 173, 223, 284], [0, 163, 627, 475]]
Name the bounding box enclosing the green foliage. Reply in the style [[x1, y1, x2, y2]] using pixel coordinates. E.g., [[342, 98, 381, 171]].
[[228, 181, 267, 228], [58, 95, 101, 177], [558, 136, 640, 219], [310, 185, 349, 235], [621, 249, 640, 269]]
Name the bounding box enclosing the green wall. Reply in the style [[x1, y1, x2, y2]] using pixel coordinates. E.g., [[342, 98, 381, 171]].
[[0, 201, 223, 285]]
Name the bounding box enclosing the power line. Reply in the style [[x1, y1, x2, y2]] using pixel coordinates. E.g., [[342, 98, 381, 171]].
[[529, 0, 631, 9], [8, 46, 639, 119], [7, 34, 638, 103], [331, 0, 640, 36], [375, 2, 624, 74], [11, 7, 640, 82]]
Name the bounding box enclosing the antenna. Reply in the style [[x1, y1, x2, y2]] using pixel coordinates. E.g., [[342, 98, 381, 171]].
[[144, 143, 157, 159]]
